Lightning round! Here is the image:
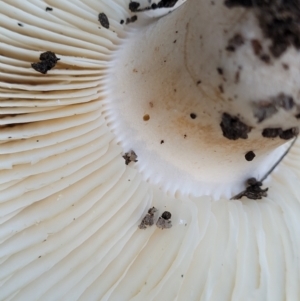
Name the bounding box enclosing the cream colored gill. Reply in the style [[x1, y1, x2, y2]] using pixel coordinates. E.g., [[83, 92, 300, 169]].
[[0, 1, 300, 301]]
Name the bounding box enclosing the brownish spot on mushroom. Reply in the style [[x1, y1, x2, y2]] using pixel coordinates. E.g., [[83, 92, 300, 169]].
[[143, 114, 150, 121], [217, 67, 223, 75], [251, 39, 262, 55], [282, 63, 289, 70]]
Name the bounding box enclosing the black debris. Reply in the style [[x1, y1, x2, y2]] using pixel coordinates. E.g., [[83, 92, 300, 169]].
[[139, 207, 158, 229], [31, 51, 60, 74], [160, 140, 164, 144], [120, 19, 124, 24], [18, 23, 23, 27], [262, 127, 282, 138], [225, 0, 300, 58], [220, 113, 251, 140], [128, 0, 178, 12], [157, 0, 178, 8], [156, 211, 172, 230], [245, 151, 255, 161], [46, 7, 53, 11], [161, 211, 171, 220], [232, 178, 268, 200], [126, 15, 138, 24], [279, 127, 299, 140], [130, 15, 138, 23], [217, 67, 223, 75], [98, 12, 109, 29], [226, 33, 244, 52], [190, 113, 197, 119], [123, 150, 138, 165], [129, 1, 140, 12], [224, 0, 253, 8]]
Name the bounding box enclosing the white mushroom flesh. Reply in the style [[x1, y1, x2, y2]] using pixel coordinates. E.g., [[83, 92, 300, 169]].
[[0, 1, 300, 301]]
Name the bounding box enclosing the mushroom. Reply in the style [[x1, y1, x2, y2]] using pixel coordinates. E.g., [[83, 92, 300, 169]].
[[0, 0, 300, 300]]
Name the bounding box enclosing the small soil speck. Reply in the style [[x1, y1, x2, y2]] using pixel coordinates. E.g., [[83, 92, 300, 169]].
[[220, 113, 251, 140], [245, 151, 255, 161], [190, 113, 197, 119], [123, 150, 138, 165], [31, 51, 60, 74], [98, 12, 109, 29]]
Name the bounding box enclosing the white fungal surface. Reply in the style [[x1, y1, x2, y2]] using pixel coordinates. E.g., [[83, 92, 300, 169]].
[[0, 1, 300, 301]]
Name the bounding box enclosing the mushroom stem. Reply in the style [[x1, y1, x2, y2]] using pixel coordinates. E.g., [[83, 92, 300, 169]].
[[107, 0, 300, 198]]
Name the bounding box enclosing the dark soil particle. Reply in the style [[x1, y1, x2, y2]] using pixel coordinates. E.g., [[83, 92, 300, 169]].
[[45, 7, 53, 11], [126, 15, 138, 24], [235, 69, 241, 83], [251, 39, 263, 55], [260, 54, 271, 64], [220, 113, 252, 140], [190, 113, 197, 119], [98, 13, 109, 29], [245, 150, 255, 161], [129, 1, 140, 12], [160, 140, 164, 144], [31, 51, 60, 74], [232, 178, 268, 200], [217, 67, 223, 75], [18, 23, 23, 27], [161, 211, 171, 220], [139, 207, 158, 229], [157, 0, 178, 8], [262, 127, 298, 140], [282, 63, 289, 70], [218, 84, 224, 93], [226, 33, 244, 51], [123, 150, 138, 165], [120, 19, 124, 24], [279, 127, 299, 140], [156, 211, 172, 229], [130, 0, 178, 12], [262, 127, 282, 138], [225, 0, 300, 58]]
